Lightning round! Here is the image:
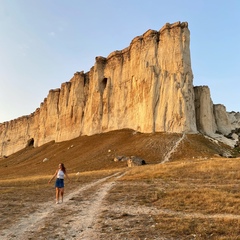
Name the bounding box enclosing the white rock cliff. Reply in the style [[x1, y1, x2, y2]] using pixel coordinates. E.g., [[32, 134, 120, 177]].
[[0, 21, 238, 157]]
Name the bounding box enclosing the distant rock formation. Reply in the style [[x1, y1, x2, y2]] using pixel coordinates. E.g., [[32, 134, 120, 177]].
[[194, 86, 217, 135], [0, 21, 239, 157], [194, 86, 240, 148], [214, 104, 233, 135]]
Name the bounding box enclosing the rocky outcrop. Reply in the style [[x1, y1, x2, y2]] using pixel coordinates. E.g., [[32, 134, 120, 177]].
[[213, 104, 233, 135], [194, 86, 217, 135], [193, 85, 240, 148], [127, 156, 146, 167], [227, 111, 240, 130], [0, 21, 238, 157], [114, 155, 146, 167]]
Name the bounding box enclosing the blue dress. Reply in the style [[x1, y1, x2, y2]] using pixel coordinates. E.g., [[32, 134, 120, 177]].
[[55, 170, 65, 188]]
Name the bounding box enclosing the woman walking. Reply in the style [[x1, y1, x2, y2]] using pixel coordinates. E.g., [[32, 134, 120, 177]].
[[48, 163, 71, 204]]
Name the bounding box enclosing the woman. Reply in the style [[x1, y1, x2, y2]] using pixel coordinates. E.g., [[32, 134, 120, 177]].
[[48, 163, 71, 204]]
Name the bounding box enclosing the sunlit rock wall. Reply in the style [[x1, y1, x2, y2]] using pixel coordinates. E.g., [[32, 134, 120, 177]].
[[81, 22, 197, 135], [36, 72, 89, 146], [213, 104, 233, 135], [194, 86, 217, 135], [0, 21, 206, 157], [194, 86, 238, 138]]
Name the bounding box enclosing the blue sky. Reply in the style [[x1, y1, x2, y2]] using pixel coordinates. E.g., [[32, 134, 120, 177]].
[[0, 0, 239, 123]]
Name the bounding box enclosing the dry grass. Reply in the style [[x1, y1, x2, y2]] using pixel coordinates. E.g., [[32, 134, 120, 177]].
[[107, 158, 240, 239], [1, 129, 240, 239]]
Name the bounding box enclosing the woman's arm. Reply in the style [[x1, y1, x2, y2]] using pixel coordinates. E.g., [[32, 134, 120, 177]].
[[48, 170, 58, 184], [65, 171, 71, 182]]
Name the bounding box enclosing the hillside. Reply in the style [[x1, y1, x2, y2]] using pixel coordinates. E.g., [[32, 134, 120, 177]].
[[0, 129, 236, 179], [1, 129, 240, 239]]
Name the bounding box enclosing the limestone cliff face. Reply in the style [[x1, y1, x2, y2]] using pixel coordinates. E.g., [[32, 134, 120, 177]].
[[227, 111, 240, 130], [0, 21, 235, 157], [36, 72, 89, 146], [194, 86, 217, 135], [213, 104, 233, 135], [0, 117, 29, 157], [194, 85, 240, 139], [81, 22, 196, 135]]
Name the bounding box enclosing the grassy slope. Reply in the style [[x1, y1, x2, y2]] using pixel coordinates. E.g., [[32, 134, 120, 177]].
[[0, 129, 235, 179], [1, 129, 240, 239]]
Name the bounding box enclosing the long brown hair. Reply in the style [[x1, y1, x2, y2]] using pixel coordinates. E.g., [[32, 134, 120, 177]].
[[60, 163, 66, 173]]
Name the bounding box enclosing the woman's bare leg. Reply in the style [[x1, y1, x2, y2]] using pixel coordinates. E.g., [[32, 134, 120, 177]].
[[60, 188, 64, 202], [56, 188, 60, 203]]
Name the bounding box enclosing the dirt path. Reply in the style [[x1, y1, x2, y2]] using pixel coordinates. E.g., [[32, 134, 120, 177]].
[[162, 133, 185, 163], [2, 171, 240, 240], [1, 172, 124, 240]]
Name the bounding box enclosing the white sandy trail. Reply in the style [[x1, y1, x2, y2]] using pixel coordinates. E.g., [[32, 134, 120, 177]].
[[1, 172, 124, 240], [162, 133, 185, 163]]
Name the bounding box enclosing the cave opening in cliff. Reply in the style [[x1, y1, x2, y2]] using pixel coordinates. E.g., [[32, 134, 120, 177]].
[[26, 138, 34, 147], [100, 78, 107, 91]]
